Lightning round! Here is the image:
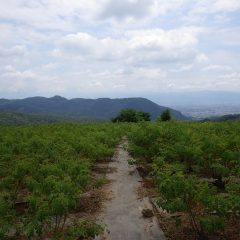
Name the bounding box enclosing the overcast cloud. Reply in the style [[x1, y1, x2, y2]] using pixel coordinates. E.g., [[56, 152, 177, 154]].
[[0, 0, 239, 98]]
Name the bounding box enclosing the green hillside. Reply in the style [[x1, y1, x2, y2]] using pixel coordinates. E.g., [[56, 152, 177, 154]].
[[0, 96, 188, 121], [0, 111, 96, 126]]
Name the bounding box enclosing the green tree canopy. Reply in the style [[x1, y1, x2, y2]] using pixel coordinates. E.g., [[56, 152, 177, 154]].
[[136, 111, 151, 122], [160, 109, 171, 121], [112, 109, 151, 123]]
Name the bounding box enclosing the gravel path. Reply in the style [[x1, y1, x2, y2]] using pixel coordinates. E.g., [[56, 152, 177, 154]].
[[97, 139, 166, 240]]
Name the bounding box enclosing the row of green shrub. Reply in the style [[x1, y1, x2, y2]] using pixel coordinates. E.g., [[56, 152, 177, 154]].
[[128, 121, 240, 239], [0, 123, 125, 239]]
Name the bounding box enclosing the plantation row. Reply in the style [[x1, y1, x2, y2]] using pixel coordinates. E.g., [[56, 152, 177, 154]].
[[128, 121, 240, 239], [0, 123, 124, 239], [1, 121, 239, 239]]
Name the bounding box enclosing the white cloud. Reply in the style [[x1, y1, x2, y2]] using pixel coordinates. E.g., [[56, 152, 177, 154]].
[[218, 72, 240, 79], [184, 1, 240, 25], [170, 64, 193, 72], [0, 45, 27, 58], [196, 54, 209, 63], [112, 84, 127, 89], [100, 0, 191, 22], [90, 81, 104, 87], [1, 65, 46, 81], [211, 0, 240, 12], [0, 0, 103, 30], [0, 0, 239, 96], [0, 1, 239, 31], [202, 64, 232, 71], [42, 63, 58, 70], [58, 32, 125, 61], [55, 27, 202, 65], [0, 65, 66, 95], [3, 65, 16, 72], [0, 0, 191, 31], [216, 27, 240, 46], [214, 14, 230, 24], [193, 0, 240, 14], [99, 0, 154, 20], [127, 27, 200, 50]]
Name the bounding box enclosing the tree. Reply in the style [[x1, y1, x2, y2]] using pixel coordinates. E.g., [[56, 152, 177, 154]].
[[136, 111, 151, 122], [112, 109, 151, 123], [112, 109, 138, 123], [160, 109, 171, 121]]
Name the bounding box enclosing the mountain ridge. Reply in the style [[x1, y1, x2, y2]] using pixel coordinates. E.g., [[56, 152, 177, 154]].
[[0, 96, 188, 121]]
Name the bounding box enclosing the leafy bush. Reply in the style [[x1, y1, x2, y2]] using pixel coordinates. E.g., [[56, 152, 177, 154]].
[[0, 123, 124, 238], [57, 220, 103, 240], [112, 109, 151, 122], [128, 121, 240, 239], [159, 109, 171, 121]]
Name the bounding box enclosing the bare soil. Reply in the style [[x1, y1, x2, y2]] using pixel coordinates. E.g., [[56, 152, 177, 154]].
[[96, 140, 165, 240]]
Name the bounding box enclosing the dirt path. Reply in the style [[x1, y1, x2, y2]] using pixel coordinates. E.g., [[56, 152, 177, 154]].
[[96, 139, 166, 240]]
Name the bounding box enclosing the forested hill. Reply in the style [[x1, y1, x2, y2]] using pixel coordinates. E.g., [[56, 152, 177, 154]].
[[0, 96, 188, 120], [0, 112, 66, 126], [203, 114, 240, 122]]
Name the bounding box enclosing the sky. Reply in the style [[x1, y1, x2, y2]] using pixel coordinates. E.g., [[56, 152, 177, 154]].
[[0, 0, 240, 99]]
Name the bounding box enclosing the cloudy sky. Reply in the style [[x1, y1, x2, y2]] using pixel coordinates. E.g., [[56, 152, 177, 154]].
[[0, 0, 240, 99]]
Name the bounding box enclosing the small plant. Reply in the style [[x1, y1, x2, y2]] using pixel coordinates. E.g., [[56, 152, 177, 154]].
[[94, 177, 107, 188], [56, 220, 103, 240], [127, 159, 135, 165], [123, 143, 128, 151]]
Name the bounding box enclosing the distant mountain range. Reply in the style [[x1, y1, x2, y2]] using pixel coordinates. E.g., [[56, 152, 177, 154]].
[[0, 96, 187, 124]]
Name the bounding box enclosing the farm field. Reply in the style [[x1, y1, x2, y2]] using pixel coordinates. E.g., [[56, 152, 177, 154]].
[[0, 121, 240, 239], [0, 123, 125, 239], [128, 121, 240, 240], [1, 1, 240, 239]]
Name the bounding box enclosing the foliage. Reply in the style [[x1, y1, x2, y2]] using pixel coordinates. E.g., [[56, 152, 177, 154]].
[[0, 111, 93, 126], [159, 109, 171, 121], [1, 119, 239, 239], [128, 121, 240, 239], [56, 220, 103, 240], [0, 123, 124, 239], [111, 109, 151, 123], [136, 111, 151, 122]]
